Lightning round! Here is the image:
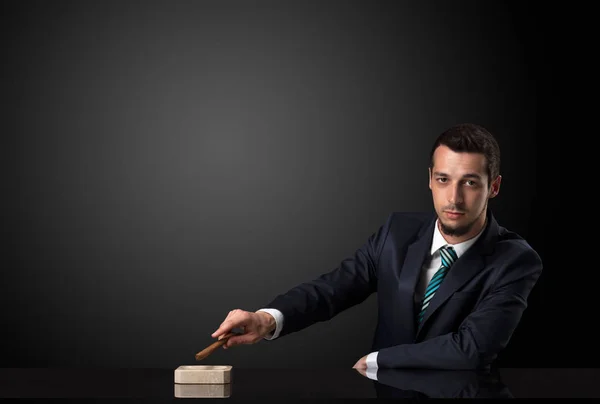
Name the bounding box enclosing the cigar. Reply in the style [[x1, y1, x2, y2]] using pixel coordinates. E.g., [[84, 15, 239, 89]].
[[195, 332, 236, 361]]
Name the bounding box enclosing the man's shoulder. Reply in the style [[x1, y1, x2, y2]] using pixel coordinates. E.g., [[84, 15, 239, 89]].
[[494, 224, 542, 265]]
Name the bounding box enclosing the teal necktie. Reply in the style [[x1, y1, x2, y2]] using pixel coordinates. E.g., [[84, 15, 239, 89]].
[[417, 245, 458, 323]]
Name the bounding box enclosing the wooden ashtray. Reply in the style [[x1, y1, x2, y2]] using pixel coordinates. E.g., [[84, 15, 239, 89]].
[[174, 365, 232, 384]]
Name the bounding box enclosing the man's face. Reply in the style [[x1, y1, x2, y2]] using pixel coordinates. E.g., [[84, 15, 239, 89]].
[[429, 145, 501, 239]]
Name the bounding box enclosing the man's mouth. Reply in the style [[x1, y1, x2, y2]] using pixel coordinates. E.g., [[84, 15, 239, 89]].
[[444, 211, 465, 218]]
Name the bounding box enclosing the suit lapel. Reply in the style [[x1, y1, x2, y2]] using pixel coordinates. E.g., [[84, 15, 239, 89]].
[[416, 211, 499, 336], [397, 217, 436, 338]]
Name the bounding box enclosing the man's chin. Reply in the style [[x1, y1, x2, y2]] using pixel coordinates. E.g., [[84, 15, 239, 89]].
[[439, 219, 471, 237]]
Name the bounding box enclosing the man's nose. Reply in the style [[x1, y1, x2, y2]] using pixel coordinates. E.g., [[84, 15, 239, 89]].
[[448, 184, 464, 205]]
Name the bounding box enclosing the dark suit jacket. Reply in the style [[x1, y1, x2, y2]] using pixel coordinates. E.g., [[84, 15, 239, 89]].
[[264, 209, 543, 369]]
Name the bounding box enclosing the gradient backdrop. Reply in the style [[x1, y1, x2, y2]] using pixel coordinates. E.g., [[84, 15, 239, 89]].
[[2, 0, 561, 368]]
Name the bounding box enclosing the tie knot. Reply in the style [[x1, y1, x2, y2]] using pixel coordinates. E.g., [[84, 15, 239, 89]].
[[439, 245, 458, 268]]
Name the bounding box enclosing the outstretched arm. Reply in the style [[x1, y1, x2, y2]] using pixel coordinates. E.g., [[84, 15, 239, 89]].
[[210, 214, 394, 347]]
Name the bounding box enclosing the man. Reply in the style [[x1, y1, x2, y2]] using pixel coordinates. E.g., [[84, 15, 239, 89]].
[[211, 123, 543, 371]]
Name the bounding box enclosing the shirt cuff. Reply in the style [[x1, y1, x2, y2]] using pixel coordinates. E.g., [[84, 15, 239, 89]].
[[366, 351, 378, 368], [256, 308, 284, 340], [366, 367, 378, 381], [365, 351, 378, 381]]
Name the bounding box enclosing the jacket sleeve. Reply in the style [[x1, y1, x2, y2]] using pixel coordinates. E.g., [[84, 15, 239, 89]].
[[377, 246, 543, 369], [261, 213, 394, 338]]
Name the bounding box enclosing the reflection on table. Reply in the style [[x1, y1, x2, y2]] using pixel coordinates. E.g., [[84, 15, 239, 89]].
[[174, 382, 231, 398], [0, 367, 598, 398], [357, 367, 512, 398]]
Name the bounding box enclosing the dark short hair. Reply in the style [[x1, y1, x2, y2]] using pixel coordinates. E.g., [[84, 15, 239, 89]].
[[429, 123, 501, 185]]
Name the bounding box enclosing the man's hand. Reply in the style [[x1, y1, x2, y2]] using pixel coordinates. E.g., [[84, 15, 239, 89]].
[[353, 366, 368, 378], [352, 354, 368, 369], [211, 309, 276, 349]]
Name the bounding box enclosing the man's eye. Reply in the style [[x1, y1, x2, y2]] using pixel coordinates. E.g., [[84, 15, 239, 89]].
[[437, 178, 447, 183], [465, 180, 476, 186]]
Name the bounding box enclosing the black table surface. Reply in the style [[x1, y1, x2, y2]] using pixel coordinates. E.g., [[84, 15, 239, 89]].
[[0, 367, 598, 399]]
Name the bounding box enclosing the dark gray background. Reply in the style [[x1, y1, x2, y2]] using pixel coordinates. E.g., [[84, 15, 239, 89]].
[[2, 0, 564, 368]]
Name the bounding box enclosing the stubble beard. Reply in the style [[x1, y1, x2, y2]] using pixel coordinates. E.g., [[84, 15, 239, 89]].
[[439, 219, 473, 237]]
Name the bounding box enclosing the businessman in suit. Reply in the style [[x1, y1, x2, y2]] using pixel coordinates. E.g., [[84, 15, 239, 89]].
[[211, 123, 543, 370]]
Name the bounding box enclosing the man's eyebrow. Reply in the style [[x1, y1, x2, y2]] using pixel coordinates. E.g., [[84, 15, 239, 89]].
[[462, 173, 483, 180], [432, 171, 483, 180]]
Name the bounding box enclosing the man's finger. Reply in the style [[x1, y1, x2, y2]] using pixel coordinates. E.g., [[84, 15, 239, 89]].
[[224, 333, 257, 348], [212, 319, 237, 338], [212, 311, 250, 338]]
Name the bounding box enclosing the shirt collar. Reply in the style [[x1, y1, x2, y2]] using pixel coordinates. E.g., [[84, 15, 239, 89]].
[[430, 218, 486, 258]]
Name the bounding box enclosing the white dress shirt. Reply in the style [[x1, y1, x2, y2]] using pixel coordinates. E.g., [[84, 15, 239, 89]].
[[258, 218, 485, 380]]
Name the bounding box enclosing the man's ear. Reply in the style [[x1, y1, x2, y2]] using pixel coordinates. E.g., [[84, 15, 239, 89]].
[[489, 175, 502, 198], [428, 168, 432, 190]]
